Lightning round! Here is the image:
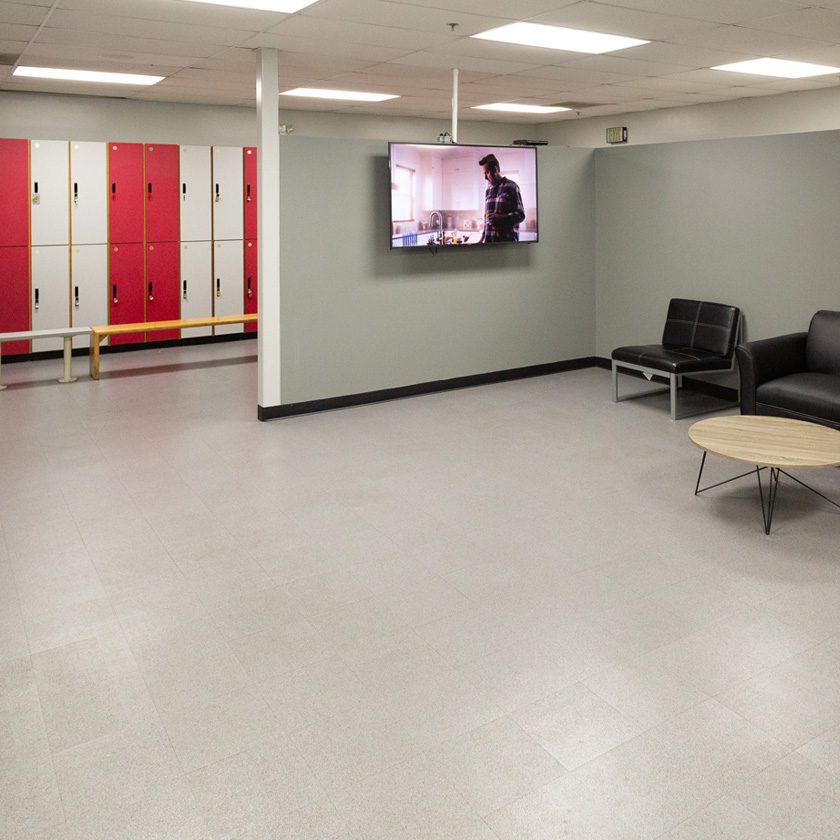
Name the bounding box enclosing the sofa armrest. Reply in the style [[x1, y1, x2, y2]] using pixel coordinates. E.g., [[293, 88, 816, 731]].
[[735, 332, 807, 415]]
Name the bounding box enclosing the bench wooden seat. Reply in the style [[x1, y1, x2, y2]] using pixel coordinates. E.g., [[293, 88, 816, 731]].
[[89, 314, 257, 379], [0, 327, 92, 390]]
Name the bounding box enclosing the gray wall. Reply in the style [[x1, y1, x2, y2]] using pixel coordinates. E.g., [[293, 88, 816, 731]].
[[594, 130, 840, 367], [278, 138, 595, 404]]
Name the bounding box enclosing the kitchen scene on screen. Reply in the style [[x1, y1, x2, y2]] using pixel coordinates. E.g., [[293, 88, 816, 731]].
[[390, 144, 538, 248]]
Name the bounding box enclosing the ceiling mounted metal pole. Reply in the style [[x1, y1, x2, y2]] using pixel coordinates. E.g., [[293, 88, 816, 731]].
[[451, 67, 459, 143]]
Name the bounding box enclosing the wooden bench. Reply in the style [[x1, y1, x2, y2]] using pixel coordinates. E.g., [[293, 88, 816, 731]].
[[0, 327, 92, 390], [89, 314, 258, 379]]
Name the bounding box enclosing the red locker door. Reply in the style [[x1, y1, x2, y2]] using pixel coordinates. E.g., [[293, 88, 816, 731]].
[[108, 142, 144, 244], [145, 242, 180, 341], [145, 144, 179, 243], [0, 139, 30, 247], [244, 238, 257, 333], [243, 147, 257, 240], [0, 246, 30, 354], [109, 243, 144, 344]]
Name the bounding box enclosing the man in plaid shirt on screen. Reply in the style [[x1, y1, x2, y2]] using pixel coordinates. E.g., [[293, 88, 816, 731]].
[[478, 153, 525, 243]]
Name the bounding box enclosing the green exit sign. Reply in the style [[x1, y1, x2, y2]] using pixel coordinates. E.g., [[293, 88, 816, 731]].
[[606, 126, 628, 144]]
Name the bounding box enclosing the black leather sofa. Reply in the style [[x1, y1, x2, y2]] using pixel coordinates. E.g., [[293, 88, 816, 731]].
[[736, 310, 840, 431]]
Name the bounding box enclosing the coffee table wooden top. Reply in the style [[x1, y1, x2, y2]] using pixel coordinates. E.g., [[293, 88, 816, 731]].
[[688, 416, 840, 468]]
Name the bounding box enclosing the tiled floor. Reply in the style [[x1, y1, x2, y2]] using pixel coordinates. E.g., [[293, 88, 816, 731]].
[[2, 341, 840, 839]]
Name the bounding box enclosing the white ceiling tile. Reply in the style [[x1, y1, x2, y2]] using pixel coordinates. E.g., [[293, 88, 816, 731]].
[[559, 54, 697, 76], [56, 0, 289, 30], [529, 1, 718, 41], [672, 23, 831, 55], [622, 41, 758, 67], [0, 2, 50, 25], [595, 0, 810, 26], [35, 26, 218, 58], [392, 50, 540, 75], [19, 41, 195, 67], [268, 16, 446, 50], [299, 0, 509, 36], [743, 7, 840, 42], [45, 9, 261, 45], [242, 31, 407, 61], [514, 65, 631, 85]]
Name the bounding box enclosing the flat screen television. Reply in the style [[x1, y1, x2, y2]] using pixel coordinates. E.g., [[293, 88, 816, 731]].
[[389, 142, 538, 249]]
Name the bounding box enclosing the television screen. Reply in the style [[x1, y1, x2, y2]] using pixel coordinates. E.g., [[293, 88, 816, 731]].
[[389, 143, 538, 249]]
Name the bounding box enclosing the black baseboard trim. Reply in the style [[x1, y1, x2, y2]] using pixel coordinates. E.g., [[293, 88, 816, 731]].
[[258, 356, 598, 420], [2, 331, 256, 363], [595, 356, 738, 402]]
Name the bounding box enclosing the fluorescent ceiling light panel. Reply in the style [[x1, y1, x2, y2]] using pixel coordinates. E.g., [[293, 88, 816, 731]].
[[281, 87, 398, 102], [13, 66, 163, 85], [712, 58, 840, 78], [471, 22, 648, 54], [472, 102, 570, 114], [179, 0, 317, 11]]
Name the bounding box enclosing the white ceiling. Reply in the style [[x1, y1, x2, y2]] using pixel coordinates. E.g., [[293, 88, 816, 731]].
[[3, 0, 840, 122]]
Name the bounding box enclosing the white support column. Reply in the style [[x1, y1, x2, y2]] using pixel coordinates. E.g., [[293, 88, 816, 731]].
[[451, 68, 459, 143], [256, 47, 281, 412]]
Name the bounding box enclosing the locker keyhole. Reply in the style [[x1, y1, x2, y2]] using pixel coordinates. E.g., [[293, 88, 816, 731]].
[[247, 277, 252, 299], [148, 282, 154, 302], [246, 184, 251, 203], [112, 284, 118, 305]]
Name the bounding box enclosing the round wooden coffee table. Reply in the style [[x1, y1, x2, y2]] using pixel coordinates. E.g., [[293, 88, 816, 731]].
[[688, 415, 840, 534]]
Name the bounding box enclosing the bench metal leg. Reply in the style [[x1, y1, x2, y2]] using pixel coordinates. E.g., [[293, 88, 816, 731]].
[[670, 373, 677, 420], [58, 336, 77, 384], [612, 362, 618, 402], [0, 345, 5, 391]]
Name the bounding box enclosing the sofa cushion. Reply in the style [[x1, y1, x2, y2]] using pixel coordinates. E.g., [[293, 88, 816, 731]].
[[612, 344, 733, 374], [756, 372, 840, 425], [806, 310, 840, 375]]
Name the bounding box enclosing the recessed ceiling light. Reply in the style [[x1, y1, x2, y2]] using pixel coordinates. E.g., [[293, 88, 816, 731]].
[[280, 88, 399, 102], [712, 58, 840, 78], [180, 0, 317, 11], [13, 66, 163, 85], [471, 22, 648, 54], [472, 103, 571, 114]]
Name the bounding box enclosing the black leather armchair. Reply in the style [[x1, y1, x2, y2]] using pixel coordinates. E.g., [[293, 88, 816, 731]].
[[612, 298, 741, 420], [736, 310, 840, 431]]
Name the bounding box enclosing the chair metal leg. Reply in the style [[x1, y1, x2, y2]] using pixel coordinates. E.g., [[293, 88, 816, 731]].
[[612, 362, 619, 402], [670, 373, 678, 420]]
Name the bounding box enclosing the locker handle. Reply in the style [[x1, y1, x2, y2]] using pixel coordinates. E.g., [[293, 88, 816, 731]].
[[182, 183, 186, 201], [74, 286, 80, 308], [73, 182, 79, 206], [247, 277, 253, 298], [216, 278, 221, 298], [148, 281, 154, 302], [147, 182, 153, 198], [32, 181, 40, 204], [113, 284, 118, 305], [183, 280, 188, 300], [34, 288, 39, 311], [246, 184, 251, 203], [215, 183, 220, 203], [111, 182, 116, 199]]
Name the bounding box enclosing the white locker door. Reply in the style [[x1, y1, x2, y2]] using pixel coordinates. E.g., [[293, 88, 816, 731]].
[[181, 241, 212, 337], [213, 240, 244, 334], [180, 146, 211, 242], [212, 146, 243, 241], [30, 140, 70, 246], [31, 246, 69, 351], [71, 244, 108, 339], [70, 141, 107, 245]]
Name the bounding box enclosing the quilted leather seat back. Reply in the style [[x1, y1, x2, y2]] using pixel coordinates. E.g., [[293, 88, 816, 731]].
[[806, 310, 840, 375], [661, 298, 740, 357]]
